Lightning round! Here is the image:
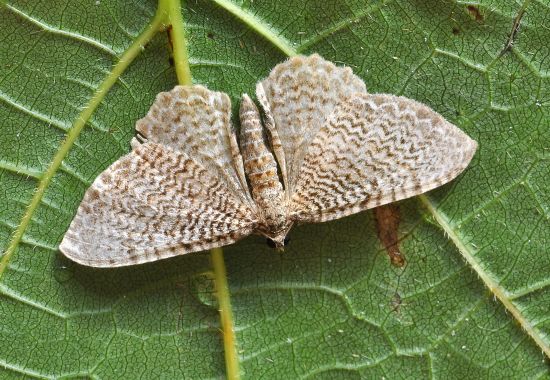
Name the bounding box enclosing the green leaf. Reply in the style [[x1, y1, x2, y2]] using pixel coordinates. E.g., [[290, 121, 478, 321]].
[[1, 0, 549, 378]]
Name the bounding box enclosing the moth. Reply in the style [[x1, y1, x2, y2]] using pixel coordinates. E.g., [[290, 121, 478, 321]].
[[60, 54, 477, 267]]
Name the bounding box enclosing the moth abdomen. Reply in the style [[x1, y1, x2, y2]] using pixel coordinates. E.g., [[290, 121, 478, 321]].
[[239, 94, 283, 199]]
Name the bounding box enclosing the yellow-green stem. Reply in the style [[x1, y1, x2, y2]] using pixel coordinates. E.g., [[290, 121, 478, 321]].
[[0, 5, 165, 277], [160, 0, 192, 85], [163, 0, 240, 377], [211, 248, 240, 380]]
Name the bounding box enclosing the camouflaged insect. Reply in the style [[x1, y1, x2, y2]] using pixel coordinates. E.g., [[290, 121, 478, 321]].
[[60, 54, 477, 267]]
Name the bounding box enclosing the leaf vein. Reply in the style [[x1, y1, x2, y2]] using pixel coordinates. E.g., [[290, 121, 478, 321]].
[[0, 160, 42, 179], [0, 284, 67, 319], [419, 194, 550, 358], [0, 90, 68, 132], [0, 358, 53, 380], [297, 0, 391, 53], [209, 0, 297, 56], [5, 3, 118, 57]]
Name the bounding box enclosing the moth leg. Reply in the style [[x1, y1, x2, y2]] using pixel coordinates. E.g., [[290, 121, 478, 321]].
[[374, 204, 405, 267], [130, 130, 148, 149]]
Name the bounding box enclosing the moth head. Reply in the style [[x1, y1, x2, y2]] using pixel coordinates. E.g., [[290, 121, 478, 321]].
[[261, 218, 293, 252], [266, 234, 291, 252]]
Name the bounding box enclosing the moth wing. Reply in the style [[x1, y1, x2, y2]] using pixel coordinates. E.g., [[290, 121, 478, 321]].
[[60, 143, 257, 267], [256, 54, 367, 195], [290, 93, 477, 223], [134, 85, 252, 206]]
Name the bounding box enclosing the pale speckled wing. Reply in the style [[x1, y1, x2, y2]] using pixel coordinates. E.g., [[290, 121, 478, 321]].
[[256, 54, 367, 196], [290, 93, 477, 223], [59, 142, 257, 267], [134, 85, 252, 207]]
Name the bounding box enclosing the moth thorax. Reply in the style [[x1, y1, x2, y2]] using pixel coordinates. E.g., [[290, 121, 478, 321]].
[[239, 94, 283, 203], [260, 194, 287, 233]]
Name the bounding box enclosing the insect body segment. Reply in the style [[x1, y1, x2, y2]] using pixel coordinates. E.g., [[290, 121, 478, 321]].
[[239, 94, 289, 249]]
